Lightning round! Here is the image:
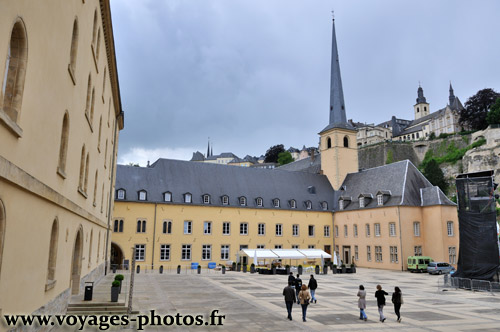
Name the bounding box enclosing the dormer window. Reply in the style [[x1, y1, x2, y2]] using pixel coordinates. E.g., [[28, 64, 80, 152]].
[[321, 202, 328, 211], [203, 194, 211, 204], [239, 196, 247, 206], [377, 194, 383, 206], [306, 201, 312, 210], [273, 198, 280, 208], [163, 191, 172, 202], [339, 200, 344, 210], [256, 197, 263, 207], [138, 190, 147, 201], [184, 193, 192, 203], [222, 195, 229, 205], [290, 200, 296, 209], [359, 197, 365, 208], [117, 189, 125, 200]]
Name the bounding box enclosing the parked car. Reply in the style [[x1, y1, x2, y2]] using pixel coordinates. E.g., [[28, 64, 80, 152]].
[[427, 262, 455, 275], [407, 256, 433, 273]]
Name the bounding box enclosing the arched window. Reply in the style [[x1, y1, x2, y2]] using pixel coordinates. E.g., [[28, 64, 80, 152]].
[[138, 190, 147, 201], [424, 107, 427, 113], [136, 220, 146, 233], [256, 197, 263, 207], [46, 219, 59, 290], [119, 220, 123, 232], [78, 145, 86, 190], [0, 199, 5, 280], [116, 189, 125, 200], [84, 153, 89, 193], [163, 221, 172, 234], [290, 199, 296, 209], [97, 116, 102, 151], [343, 136, 349, 148], [417, 107, 420, 113], [88, 229, 93, 267], [273, 198, 280, 208], [321, 202, 328, 210], [306, 201, 312, 210], [239, 196, 246, 206], [85, 74, 92, 120], [68, 19, 78, 82], [57, 112, 70, 176], [203, 194, 210, 204], [327, 137, 332, 149], [2, 18, 28, 125], [163, 191, 172, 202], [221, 195, 229, 205]]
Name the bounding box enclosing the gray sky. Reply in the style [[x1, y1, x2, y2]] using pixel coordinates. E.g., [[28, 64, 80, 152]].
[[111, 0, 500, 165]]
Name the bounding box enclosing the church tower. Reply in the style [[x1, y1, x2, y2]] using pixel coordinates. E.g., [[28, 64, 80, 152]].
[[319, 17, 358, 190], [414, 85, 430, 120]]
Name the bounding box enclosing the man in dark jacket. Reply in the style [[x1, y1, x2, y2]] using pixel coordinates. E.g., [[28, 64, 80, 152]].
[[283, 281, 296, 320], [288, 272, 295, 285], [308, 275, 318, 303], [294, 274, 302, 304]]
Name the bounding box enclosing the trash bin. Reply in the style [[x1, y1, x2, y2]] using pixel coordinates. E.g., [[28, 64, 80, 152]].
[[84, 282, 94, 301]]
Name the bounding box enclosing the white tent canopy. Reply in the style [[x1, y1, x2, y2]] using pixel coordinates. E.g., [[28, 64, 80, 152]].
[[240, 248, 331, 260]]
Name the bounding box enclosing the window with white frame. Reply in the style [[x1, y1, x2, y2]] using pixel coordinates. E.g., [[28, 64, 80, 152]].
[[447, 221, 454, 236], [275, 224, 282, 236], [222, 222, 230, 235], [203, 194, 210, 204], [181, 244, 191, 260], [321, 202, 328, 210], [413, 221, 421, 236], [306, 201, 312, 210], [184, 193, 192, 203], [273, 198, 280, 208], [344, 225, 348, 237], [184, 221, 192, 234], [256, 197, 263, 207], [290, 200, 296, 209], [239, 197, 246, 206], [390, 246, 398, 263], [375, 246, 382, 262], [221, 245, 229, 260], [374, 223, 381, 236], [240, 222, 248, 235], [353, 224, 358, 237], [308, 245, 315, 249], [222, 196, 229, 205], [163, 192, 172, 202], [367, 246, 372, 261], [335, 225, 339, 237], [359, 197, 365, 208], [339, 200, 344, 210], [203, 221, 212, 235], [355, 245, 359, 261], [117, 189, 125, 200], [162, 220, 172, 234], [160, 244, 170, 261], [448, 246, 456, 264], [389, 222, 396, 237], [308, 225, 315, 237], [414, 246, 422, 256], [138, 191, 147, 201], [258, 223, 265, 235], [135, 244, 145, 261], [365, 224, 370, 237], [292, 224, 299, 236], [377, 194, 383, 206], [202, 245, 211, 260], [274, 245, 282, 249], [324, 225, 330, 237]]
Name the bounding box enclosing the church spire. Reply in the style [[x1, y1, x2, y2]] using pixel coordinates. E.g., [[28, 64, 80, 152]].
[[329, 16, 349, 128], [207, 138, 211, 157], [449, 82, 455, 105], [416, 84, 427, 104]]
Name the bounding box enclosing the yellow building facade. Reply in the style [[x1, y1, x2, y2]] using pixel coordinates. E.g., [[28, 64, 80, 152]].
[[0, 0, 123, 321]]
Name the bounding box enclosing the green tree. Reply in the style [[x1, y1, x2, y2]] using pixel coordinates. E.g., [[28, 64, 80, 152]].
[[422, 159, 448, 194], [277, 151, 293, 165], [429, 132, 436, 140], [486, 98, 500, 125], [264, 144, 285, 163], [459, 88, 500, 130]]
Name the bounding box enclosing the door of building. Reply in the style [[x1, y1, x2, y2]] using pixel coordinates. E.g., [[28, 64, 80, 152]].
[[343, 246, 351, 265]]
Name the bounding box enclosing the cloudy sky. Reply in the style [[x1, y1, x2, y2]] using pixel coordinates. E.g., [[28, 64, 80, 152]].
[[111, 0, 500, 166]]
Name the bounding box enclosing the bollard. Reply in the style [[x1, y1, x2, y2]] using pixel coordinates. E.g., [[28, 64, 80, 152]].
[[177, 265, 181, 274], [222, 266, 226, 274], [159, 265, 163, 274], [324, 265, 328, 274], [136, 265, 140, 274], [197, 265, 201, 274], [112, 264, 117, 273]]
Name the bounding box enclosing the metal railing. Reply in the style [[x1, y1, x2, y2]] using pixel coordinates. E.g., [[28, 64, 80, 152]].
[[439, 275, 500, 294]]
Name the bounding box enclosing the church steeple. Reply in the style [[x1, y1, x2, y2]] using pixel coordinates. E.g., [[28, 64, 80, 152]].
[[328, 16, 350, 128], [207, 139, 211, 157], [416, 84, 427, 104], [414, 84, 430, 120], [449, 82, 456, 105]]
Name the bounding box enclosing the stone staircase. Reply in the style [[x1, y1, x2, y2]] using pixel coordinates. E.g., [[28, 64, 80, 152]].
[[66, 302, 128, 315]]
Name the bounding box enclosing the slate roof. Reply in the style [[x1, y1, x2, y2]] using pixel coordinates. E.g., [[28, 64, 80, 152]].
[[190, 151, 205, 162], [278, 154, 322, 174], [336, 160, 455, 210], [115, 159, 334, 211], [319, 122, 356, 134]]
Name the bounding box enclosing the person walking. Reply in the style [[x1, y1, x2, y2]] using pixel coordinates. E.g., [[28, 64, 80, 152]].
[[375, 284, 388, 322], [308, 275, 318, 304], [357, 285, 367, 321], [288, 272, 296, 285], [283, 281, 296, 321], [298, 284, 311, 322], [294, 274, 303, 304], [392, 286, 403, 322]]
